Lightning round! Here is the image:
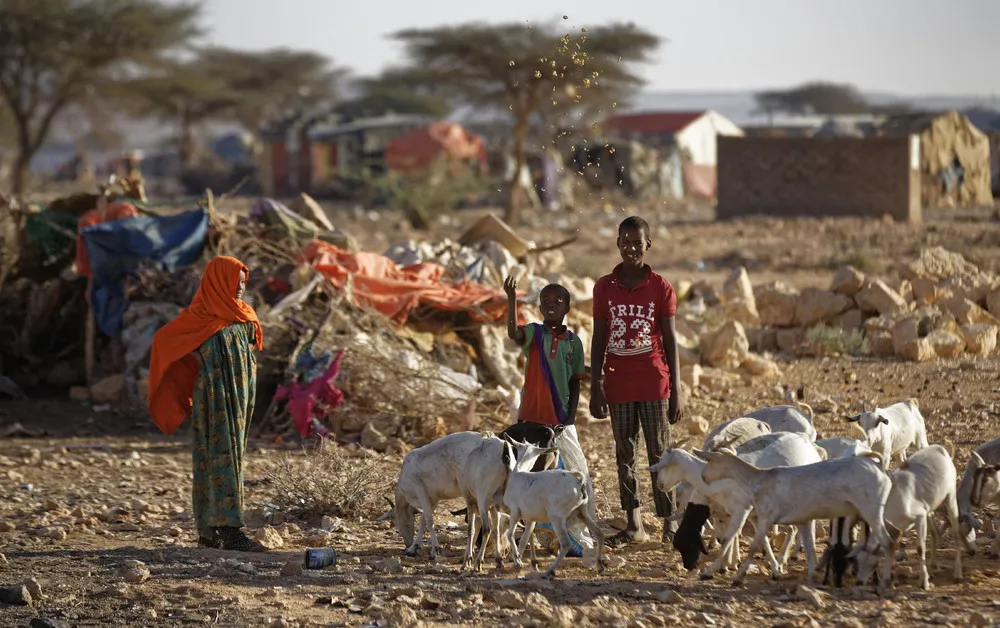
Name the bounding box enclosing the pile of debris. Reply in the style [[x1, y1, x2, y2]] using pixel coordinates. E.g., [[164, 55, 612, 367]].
[[0, 186, 587, 452], [676, 247, 1000, 372]]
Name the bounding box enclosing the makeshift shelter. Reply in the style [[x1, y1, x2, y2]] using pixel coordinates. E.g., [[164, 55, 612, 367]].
[[384, 123, 486, 174], [879, 110, 993, 208]]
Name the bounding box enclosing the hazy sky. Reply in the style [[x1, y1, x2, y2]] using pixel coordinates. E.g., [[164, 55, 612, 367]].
[[198, 0, 996, 96]]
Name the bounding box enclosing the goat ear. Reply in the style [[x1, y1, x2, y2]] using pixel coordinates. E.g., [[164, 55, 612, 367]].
[[844, 414, 860, 422], [876, 414, 889, 426], [648, 461, 664, 474], [691, 449, 710, 461]]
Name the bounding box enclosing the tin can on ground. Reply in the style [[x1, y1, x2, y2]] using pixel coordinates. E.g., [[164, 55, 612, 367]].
[[303, 548, 337, 570]]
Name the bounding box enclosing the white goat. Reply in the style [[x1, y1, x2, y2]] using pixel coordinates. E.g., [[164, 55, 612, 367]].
[[957, 436, 1000, 557], [816, 428, 873, 460], [744, 404, 817, 442], [654, 432, 823, 577], [703, 417, 772, 452], [503, 443, 606, 579], [846, 399, 929, 470], [856, 443, 962, 590], [696, 450, 895, 589], [393, 431, 544, 566]]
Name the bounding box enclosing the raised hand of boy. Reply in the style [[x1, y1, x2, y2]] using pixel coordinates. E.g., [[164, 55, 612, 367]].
[[503, 275, 525, 345]]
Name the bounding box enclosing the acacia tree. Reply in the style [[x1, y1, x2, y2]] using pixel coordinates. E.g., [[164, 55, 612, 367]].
[[335, 71, 451, 120], [754, 82, 874, 118], [198, 47, 347, 148], [0, 0, 200, 194], [387, 20, 659, 223]]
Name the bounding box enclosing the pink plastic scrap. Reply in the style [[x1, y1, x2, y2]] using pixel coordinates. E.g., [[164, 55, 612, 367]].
[[272, 348, 346, 437]]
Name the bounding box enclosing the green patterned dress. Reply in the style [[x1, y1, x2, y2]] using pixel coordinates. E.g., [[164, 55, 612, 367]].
[[191, 322, 257, 540]]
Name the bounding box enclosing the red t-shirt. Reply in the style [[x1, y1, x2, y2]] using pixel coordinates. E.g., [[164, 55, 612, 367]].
[[593, 265, 677, 404]]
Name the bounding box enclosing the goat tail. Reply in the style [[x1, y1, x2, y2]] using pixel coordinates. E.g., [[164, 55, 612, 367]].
[[943, 438, 956, 459], [571, 471, 588, 496]]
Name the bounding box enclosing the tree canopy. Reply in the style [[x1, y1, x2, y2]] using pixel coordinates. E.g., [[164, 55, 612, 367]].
[[115, 47, 346, 167], [384, 19, 660, 222], [0, 0, 201, 193], [754, 82, 874, 117]]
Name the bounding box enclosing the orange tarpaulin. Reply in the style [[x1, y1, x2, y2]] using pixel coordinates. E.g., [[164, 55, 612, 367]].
[[301, 240, 521, 327], [384, 123, 486, 174]]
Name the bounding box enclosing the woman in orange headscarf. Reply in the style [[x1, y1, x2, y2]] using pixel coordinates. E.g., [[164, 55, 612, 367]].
[[149, 256, 265, 551]]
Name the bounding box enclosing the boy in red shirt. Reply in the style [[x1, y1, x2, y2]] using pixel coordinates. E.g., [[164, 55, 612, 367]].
[[590, 215, 683, 547]]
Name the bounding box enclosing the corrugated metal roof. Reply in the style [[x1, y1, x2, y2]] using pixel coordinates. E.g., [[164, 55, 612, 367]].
[[601, 110, 706, 135]]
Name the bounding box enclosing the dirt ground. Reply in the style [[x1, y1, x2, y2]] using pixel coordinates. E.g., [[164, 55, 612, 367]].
[[3, 201, 1000, 627]]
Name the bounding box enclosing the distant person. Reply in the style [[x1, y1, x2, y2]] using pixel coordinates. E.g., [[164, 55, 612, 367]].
[[590, 215, 683, 547], [148, 256, 265, 552]]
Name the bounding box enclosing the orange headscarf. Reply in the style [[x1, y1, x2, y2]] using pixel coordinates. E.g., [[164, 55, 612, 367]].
[[147, 256, 264, 435]]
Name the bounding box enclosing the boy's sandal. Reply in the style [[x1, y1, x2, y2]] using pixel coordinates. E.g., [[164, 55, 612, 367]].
[[605, 529, 635, 548]]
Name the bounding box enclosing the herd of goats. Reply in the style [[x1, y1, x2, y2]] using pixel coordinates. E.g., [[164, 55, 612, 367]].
[[378, 399, 1000, 592]]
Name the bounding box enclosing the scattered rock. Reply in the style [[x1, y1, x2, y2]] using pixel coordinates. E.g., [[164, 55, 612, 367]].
[[69, 386, 91, 402], [121, 560, 150, 583], [320, 515, 342, 532], [740, 353, 783, 379], [776, 328, 804, 352], [755, 282, 800, 327], [688, 416, 710, 436], [795, 288, 853, 326], [494, 590, 525, 610], [988, 290, 1000, 318], [0, 583, 32, 606], [90, 374, 127, 403], [657, 589, 684, 604], [831, 308, 864, 330], [961, 324, 998, 356], [912, 277, 938, 304], [899, 337, 937, 363], [281, 559, 304, 577], [856, 279, 908, 316], [0, 520, 14, 533], [360, 423, 389, 452], [721, 267, 760, 326], [795, 585, 826, 609], [927, 330, 966, 358], [969, 611, 992, 628], [254, 526, 285, 550], [680, 364, 702, 388], [905, 246, 979, 280], [0, 554, 6, 568], [22, 577, 42, 600], [830, 265, 865, 296], [376, 557, 401, 574], [942, 297, 999, 326], [702, 321, 750, 369]]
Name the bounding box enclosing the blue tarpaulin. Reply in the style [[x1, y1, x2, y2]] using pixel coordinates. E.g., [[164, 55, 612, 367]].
[[82, 208, 209, 335]]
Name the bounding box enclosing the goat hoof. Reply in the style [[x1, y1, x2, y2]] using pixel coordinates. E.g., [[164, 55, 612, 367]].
[[543, 571, 556, 580], [404, 547, 418, 557], [699, 572, 715, 581], [771, 573, 783, 582]]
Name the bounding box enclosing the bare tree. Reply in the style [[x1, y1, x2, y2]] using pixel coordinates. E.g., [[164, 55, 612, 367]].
[[0, 0, 201, 194], [386, 19, 659, 223]]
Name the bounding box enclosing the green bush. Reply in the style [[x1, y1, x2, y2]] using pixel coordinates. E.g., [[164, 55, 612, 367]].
[[806, 325, 871, 357]]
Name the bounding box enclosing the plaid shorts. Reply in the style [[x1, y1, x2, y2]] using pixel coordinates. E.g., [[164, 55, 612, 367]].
[[609, 399, 673, 518]]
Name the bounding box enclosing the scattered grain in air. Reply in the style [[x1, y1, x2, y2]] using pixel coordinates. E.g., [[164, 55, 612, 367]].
[[509, 60, 515, 66], [534, 71, 541, 78], [563, 15, 568, 19]]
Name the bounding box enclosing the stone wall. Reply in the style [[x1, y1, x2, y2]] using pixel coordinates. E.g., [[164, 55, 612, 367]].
[[717, 136, 921, 223]]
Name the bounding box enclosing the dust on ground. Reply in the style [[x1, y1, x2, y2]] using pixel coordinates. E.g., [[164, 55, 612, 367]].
[[3, 202, 1000, 627]]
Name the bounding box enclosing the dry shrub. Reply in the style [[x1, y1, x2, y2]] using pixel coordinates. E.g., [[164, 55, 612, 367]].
[[805, 325, 871, 357], [257, 443, 395, 520]]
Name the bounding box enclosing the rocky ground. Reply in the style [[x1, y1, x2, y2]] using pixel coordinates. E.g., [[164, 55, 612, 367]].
[[3, 201, 1000, 627]]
